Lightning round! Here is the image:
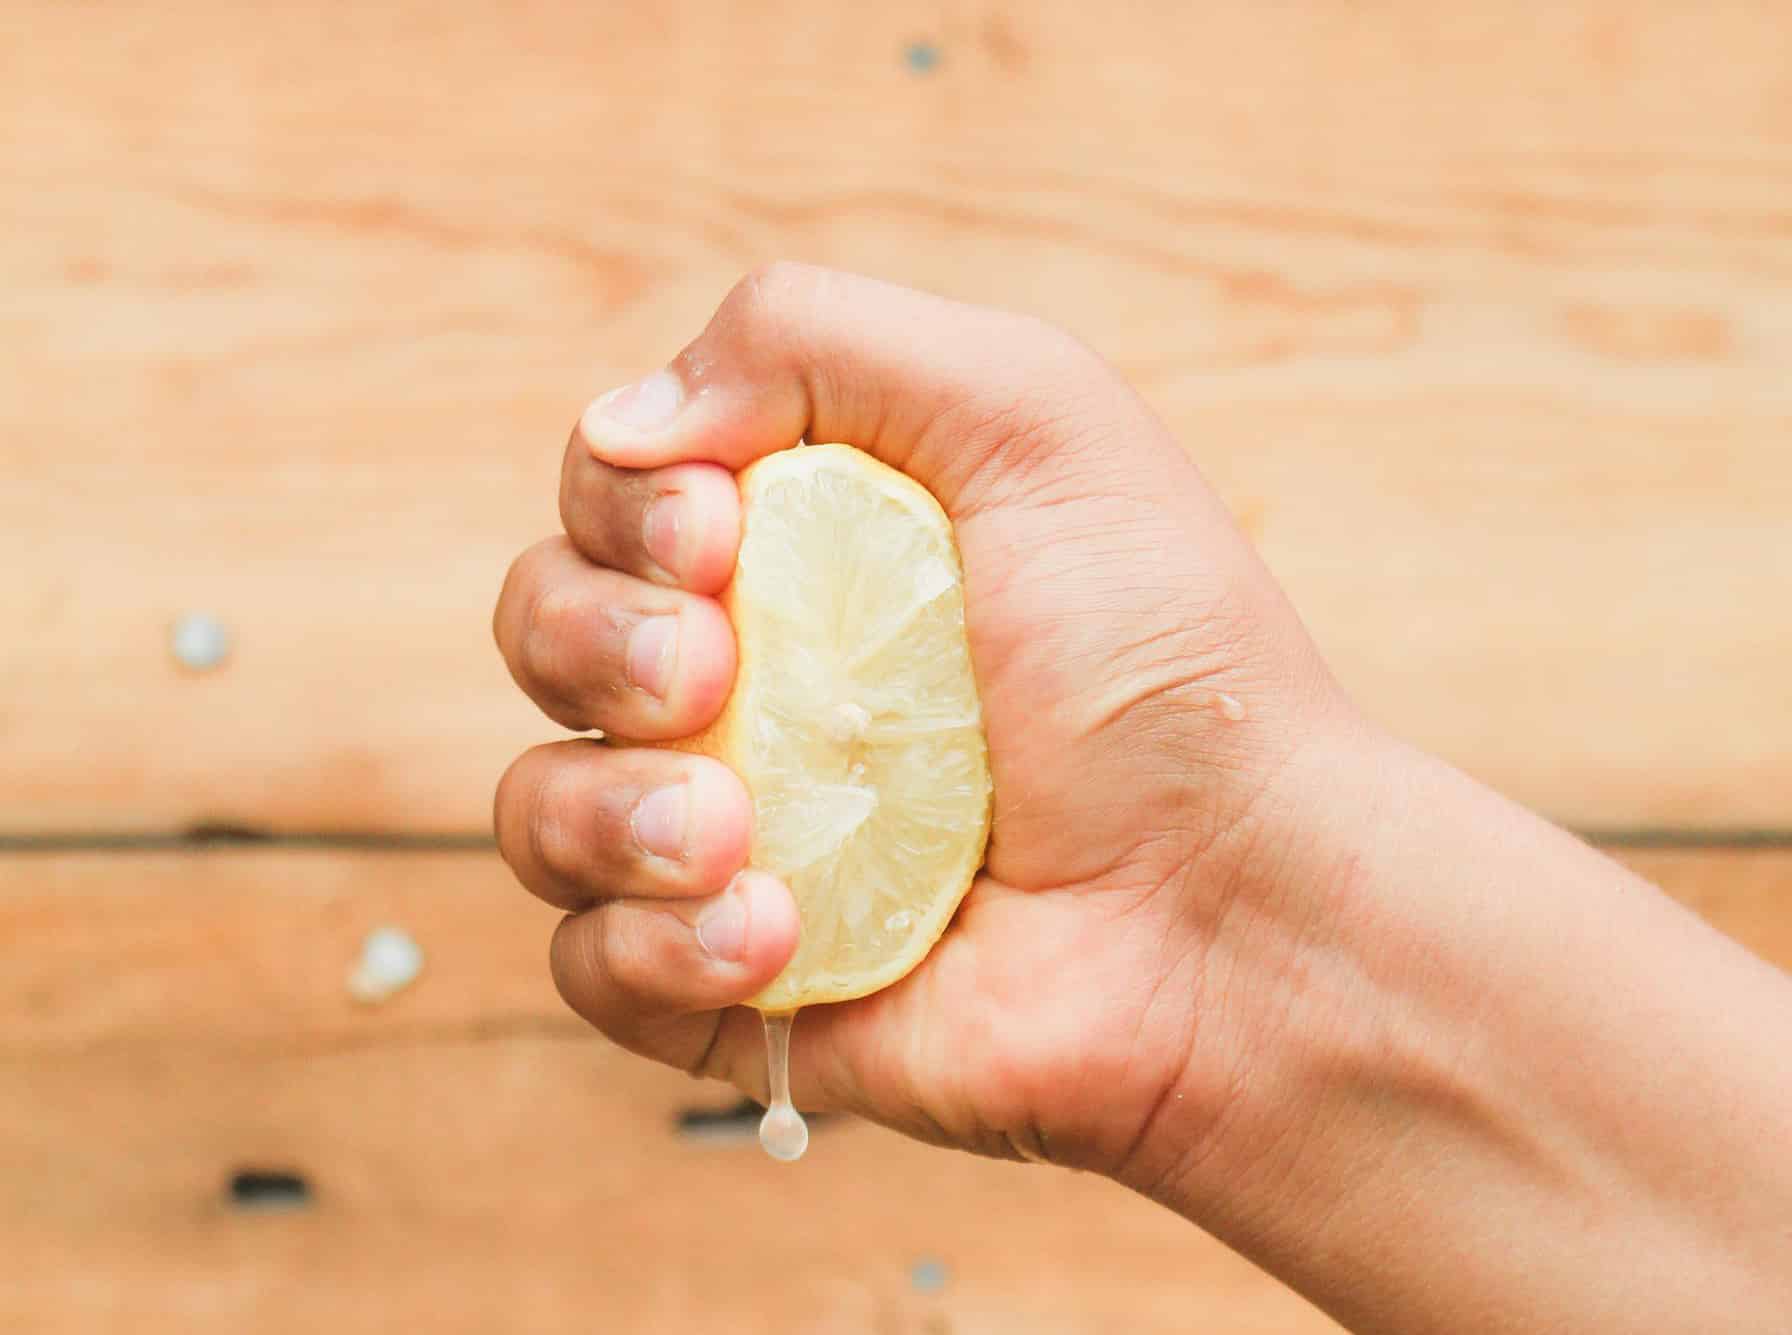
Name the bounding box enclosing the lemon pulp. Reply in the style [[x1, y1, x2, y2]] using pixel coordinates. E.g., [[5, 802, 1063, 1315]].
[[692, 443, 992, 1014]]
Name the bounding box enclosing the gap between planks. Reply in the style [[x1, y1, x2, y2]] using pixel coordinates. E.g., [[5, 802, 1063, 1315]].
[[5, 828, 1792, 853]]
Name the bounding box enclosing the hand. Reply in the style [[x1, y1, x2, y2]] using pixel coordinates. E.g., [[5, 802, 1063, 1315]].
[[493, 267, 1792, 1332], [492, 263, 1346, 1176]]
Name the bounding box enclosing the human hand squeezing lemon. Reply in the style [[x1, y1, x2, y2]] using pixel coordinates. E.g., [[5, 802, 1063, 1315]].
[[494, 265, 1792, 1335], [494, 262, 1328, 1174]]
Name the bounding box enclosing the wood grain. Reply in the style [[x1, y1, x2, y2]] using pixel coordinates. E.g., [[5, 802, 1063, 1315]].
[[6, 846, 1789, 1054], [3, 1, 1790, 833], [0, 849, 1336, 1333], [1, 1040, 1343, 1335], [3, 846, 1787, 1332]]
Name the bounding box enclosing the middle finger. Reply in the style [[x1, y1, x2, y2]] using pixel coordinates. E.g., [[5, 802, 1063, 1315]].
[[494, 535, 736, 738]]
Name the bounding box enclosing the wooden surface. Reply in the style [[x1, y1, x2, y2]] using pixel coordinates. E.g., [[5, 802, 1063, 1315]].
[[4, 1, 1792, 1331], [4, 1, 1791, 833], [0, 850, 1335, 1334], [5, 846, 1788, 1333]]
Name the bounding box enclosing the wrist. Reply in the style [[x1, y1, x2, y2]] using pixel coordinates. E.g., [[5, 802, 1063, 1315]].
[[1112, 705, 1414, 1195], [1123, 710, 1792, 1331], [1111, 709, 1390, 1168], [1114, 712, 1554, 1330]]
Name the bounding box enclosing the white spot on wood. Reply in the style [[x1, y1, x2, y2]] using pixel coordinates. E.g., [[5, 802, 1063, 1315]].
[[170, 613, 231, 671], [348, 926, 424, 1004]]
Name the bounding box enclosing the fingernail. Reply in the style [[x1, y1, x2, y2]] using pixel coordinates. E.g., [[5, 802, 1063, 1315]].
[[696, 885, 748, 962], [631, 784, 688, 861], [625, 615, 677, 700], [588, 369, 682, 436], [643, 494, 684, 577]]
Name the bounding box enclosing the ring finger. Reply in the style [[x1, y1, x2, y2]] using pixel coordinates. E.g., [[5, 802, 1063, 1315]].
[[494, 739, 753, 912]]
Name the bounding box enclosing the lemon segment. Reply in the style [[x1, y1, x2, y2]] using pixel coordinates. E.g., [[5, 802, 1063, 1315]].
[[687, 444, 991, 1012]]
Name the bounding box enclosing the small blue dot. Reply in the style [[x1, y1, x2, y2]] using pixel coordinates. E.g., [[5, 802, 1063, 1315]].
[[909, 1257, 949, 1294], [904, 41, 941, 74]]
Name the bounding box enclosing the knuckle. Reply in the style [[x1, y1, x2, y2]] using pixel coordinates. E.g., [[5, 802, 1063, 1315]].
[[549, 913, 600, 1011], [598, 911, 661, 1000], [493, 568, 517, 651], [495, 546, 542, 653], [500, 542, 561, 672], [745, 258, 818, 306], [722, 261, 821, 342], [492, 755, 530, 864], [556, 448, 584, 539], [528, 765, 584, 882], [558, 451, 630, 553], [512, 534, 566, 584], [519, 582, 579, 690]]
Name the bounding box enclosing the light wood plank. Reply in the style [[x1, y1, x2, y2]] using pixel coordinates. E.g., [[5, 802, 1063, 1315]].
[[3, 1, 1789, 832], [5, 847, 1788, 1054], [0, 849, 1336, 1332], [3, 847, 1787, 1332], [0, 849, 567, 1053], [0, 1038, 1341, 1335]]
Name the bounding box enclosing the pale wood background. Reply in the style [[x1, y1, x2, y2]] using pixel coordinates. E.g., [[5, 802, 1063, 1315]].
[[3, 1, 1789, 1330]]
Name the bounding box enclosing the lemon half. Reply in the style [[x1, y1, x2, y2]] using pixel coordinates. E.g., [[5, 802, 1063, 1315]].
[[686, 444, 992, 1012]]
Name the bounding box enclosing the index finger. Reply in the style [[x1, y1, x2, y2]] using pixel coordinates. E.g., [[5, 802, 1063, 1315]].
[[573, 263, 1144, 512], [557, 436, 740, 596]]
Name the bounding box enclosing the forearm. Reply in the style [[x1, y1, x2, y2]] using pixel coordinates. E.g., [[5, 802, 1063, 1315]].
[[1142, 719, 1792, 1332]]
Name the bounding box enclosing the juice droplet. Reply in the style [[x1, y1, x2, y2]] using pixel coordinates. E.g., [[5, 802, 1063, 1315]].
[[1216, 692, 1246, 722], [758, 1010, 809, 1162]]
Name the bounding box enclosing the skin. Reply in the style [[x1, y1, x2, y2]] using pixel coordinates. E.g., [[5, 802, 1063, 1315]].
[[494, 265, 1792, 1332]]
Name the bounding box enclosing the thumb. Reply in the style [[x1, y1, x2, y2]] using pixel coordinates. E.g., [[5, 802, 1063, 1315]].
[[577, 263, 1170, 512]]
